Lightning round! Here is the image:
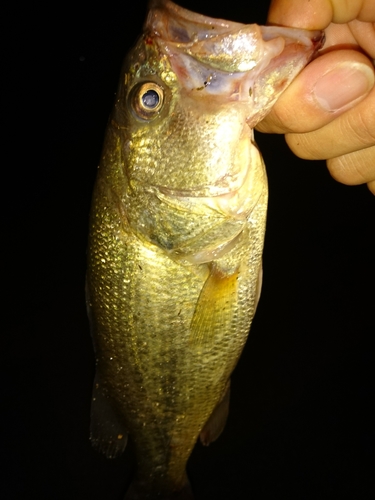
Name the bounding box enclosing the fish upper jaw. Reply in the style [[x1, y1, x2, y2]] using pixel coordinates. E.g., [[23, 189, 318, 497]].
[[147, 0, 246, 39]]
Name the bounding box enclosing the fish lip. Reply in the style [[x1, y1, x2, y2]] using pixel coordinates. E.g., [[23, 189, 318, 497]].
[[316, 31, 326, 51], [261, 24, 325, 49]]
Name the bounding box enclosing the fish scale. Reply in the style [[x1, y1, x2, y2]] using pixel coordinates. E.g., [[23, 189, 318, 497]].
[[86, 1, 324, 498]]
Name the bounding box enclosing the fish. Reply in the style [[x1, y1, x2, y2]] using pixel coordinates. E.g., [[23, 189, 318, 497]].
[[86, 1, 324, 498]]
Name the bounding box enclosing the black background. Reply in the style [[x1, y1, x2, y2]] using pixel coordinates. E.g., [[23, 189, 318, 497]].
[[4, 1, 374, 499]]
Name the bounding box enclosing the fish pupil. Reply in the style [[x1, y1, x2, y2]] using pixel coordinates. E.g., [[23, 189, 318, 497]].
[[142, 90, 159, 109], [131, 82, 164, 120]]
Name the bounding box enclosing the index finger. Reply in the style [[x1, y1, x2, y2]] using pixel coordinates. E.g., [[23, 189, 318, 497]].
[[268, 0, 375, 29]]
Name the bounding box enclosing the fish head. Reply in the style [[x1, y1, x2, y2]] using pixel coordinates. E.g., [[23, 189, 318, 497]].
[[112, 0, 323, 259]]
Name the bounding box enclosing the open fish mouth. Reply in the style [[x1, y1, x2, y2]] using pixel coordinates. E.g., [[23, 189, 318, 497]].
[[147, 0, 324, 103]]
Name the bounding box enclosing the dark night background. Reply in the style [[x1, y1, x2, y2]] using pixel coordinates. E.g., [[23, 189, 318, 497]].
[[4, 1, 374, 498]]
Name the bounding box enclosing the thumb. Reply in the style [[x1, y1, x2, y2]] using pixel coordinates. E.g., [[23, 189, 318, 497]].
[[257, 49, 374, 135]]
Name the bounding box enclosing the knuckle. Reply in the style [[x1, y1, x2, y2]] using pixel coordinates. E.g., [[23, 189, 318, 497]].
[[327, 145, 375, 185], [367, 180, 375, 196], [261, 104, 293, 134], [285, 132, 322, 160], [327, 156, 357, 185], [345, 100, 375, 147]]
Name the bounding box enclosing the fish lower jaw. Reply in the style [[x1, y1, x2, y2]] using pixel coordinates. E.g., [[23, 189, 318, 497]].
[[204, 144, 265, 220]]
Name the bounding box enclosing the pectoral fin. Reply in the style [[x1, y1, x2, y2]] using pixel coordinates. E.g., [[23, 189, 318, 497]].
[[200, 380, 231, 446], [90, 371, 128, 459], [189, 264, 239, 348]]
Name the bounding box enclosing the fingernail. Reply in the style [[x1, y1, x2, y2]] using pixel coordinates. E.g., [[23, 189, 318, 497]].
[[313, 62, 374, 112]]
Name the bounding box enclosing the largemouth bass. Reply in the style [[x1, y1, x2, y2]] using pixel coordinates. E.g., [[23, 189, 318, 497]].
[[86, 1, 324, 498]]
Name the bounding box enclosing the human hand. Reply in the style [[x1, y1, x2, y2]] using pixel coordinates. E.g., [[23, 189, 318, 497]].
[[257, 0, 375, 194]]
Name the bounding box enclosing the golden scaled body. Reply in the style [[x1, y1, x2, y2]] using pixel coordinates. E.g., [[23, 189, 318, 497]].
[[86, 1, 323, 498]]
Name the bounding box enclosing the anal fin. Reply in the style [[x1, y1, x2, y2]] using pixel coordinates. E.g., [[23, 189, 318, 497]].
[[90, 371, 128, 459]]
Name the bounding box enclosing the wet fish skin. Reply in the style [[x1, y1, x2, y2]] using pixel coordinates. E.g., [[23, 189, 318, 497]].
[[86, 1, 324, 498]]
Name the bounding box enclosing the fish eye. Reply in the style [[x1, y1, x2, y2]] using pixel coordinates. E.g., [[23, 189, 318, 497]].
[[131, 82, 164, 120]]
